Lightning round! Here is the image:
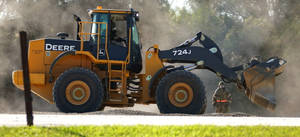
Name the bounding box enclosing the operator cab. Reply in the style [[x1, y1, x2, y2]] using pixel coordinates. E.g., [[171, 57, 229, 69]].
[[84, 6, 142, 73]]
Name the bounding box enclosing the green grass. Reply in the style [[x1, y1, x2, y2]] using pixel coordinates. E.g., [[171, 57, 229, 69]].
[[0, 125, 299, 137]]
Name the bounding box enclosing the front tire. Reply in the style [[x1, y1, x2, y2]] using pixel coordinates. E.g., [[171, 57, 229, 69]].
[[53, 67, 104, 113], [156, 70, 207, 114]]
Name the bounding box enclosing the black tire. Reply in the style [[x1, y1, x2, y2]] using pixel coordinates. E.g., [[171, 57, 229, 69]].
[[156, 70, 206, 114], [98, 104, 105, 111], [53, 67, 104, 113]]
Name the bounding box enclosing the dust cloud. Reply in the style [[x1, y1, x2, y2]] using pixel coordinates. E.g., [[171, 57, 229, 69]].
[[274, 31, 300, 117], [199, 0, 300, 116]]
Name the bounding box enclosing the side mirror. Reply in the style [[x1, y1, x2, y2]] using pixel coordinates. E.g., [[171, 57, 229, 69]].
[[135, 12, 140, 22], [131, 8, 140, 22], [73, 14, 81, 22]]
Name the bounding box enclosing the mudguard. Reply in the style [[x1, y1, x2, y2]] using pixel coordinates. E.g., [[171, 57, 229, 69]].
[[148, 66, 175, 97], [48, 51, 75, 82]]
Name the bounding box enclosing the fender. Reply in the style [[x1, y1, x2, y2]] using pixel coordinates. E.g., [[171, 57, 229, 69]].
[[48, 51, 75, 82], [148, 65, 174, 97]]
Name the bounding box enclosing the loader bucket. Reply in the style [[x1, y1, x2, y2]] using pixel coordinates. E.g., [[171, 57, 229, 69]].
[[243, 57, 286, 111]]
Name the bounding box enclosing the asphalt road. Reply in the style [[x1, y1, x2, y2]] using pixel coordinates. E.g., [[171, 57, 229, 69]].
[[1, 113, 300, 126]]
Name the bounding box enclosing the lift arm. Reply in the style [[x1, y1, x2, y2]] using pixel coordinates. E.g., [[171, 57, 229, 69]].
[[158, 32, 236, 82], [157, 32, 287, 111]]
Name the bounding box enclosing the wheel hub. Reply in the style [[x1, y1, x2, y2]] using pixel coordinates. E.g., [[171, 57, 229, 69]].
[[72, 88, 86, 101], [65, 80, 91, 105], [168, 82, 194, 107], [174, 90, 188, 103]]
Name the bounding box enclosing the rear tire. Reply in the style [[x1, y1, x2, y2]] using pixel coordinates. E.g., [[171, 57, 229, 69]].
[[53, 67, 104, 113], [156, 70, 206, 114]]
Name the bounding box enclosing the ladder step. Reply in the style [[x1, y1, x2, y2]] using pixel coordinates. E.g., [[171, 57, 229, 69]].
[[110, 89, 121, 92], [109, 99, 123, 102], [111, 70, 123, 73], [108, 92, 124, 102], [110, 79, 122, 82]]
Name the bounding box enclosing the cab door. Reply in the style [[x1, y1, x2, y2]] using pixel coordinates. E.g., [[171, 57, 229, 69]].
[[127, 16, 142, 73], [107, 14, 129, 61]]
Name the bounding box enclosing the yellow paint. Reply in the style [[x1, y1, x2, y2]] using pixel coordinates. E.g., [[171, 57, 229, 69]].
[[138, 45, 164, 103], [126, 28, 132, 63], [12, 70, 54, 103], [12, 71, 45, 85], [96, 6, 103, 10], [145, 45, 164, 80], [65, 80, 91, 105], [92, 10, 131, 14], [28, 39, 45, 73]]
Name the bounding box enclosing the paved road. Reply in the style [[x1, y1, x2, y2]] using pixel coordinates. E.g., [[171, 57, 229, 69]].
[[1, 114, 300, 126]]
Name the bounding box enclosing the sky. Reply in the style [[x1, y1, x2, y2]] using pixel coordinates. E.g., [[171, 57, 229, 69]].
[[169, 0, 189, 9]]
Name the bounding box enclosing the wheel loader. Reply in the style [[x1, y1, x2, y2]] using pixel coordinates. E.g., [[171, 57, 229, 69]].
[[12, 6, 287, 114]]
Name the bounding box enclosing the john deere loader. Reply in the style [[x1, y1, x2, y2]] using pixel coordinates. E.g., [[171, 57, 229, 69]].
[[12, 6, 286, 114]]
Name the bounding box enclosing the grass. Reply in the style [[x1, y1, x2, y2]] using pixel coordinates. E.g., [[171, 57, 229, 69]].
[[0, 125, 299, 137]]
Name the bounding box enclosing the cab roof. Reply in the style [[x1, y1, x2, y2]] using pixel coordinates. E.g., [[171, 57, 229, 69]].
[[91, 6, 133, 14]]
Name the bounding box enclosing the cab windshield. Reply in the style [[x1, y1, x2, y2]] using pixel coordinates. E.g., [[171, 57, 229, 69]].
[[91, 13, 108, 43]]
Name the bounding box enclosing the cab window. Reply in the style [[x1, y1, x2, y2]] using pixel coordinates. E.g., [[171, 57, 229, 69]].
[[91, 13, 108, 44], [132, 18, 140, 45], [110, 14, 128, 47]]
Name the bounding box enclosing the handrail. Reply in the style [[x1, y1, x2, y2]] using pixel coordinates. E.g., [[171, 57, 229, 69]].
[[126, 28, 131, 64], [78, 21, 108, 60], [77, 21, 129, 65]]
